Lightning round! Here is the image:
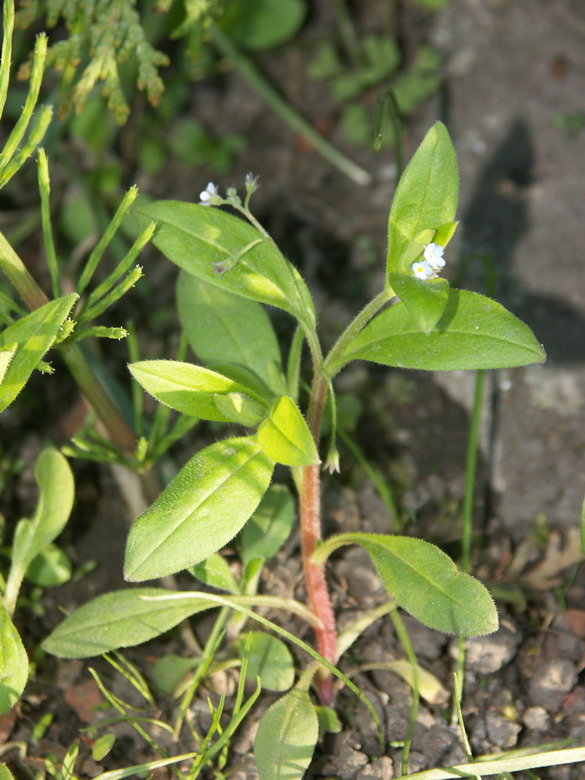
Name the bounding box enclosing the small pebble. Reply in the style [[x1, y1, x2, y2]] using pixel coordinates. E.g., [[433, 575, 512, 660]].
[[523, 705, 549, 731], [359, 755, 394, 779], [528, 659, 577, 711], [455, 618, 521, 673]]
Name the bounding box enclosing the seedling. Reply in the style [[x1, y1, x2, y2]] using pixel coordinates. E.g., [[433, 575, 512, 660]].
[[43, 123, 546, 776]]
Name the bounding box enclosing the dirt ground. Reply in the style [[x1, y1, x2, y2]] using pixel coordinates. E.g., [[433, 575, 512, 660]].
[[3, 0, 585, 777]]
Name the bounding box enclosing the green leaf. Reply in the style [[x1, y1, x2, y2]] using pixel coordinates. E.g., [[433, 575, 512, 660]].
[[387, 122, 458, 273], [176, 271, 286, 394], [128, 359, 267, 422], [151, 654, 198, 696], [42, 588, 218, 658], [124, 437, 274, 581], [255, 688, 319, 780], [213, 392, 267, 426], [222, 0, 306, 51], [0, 602, 28, 715], [135, 201, 316, 332], [0, 762, 16, 780], [257, 396, 319, 467], [335, 289, 546, 372], [390, 273, 450, 334], [239, 632, 294, 691], [332, 533, 498, 636], [189, 553, 240, 594], [240, 485, 295, 566], [11, 448, 75, 575], [25, 544, 72, 587], [0, 294, 78, 412]]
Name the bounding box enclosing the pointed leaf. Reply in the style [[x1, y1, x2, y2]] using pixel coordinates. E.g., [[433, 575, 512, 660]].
[[136, 201, 316, 331], [177, 270, 286, 394], [390, 273, 450, 334], [340, 533, 498, 636], [0, 294, 78, 411], [387, 122, 458, 272], [336, 289, 545, 372], [124, 437, 274, 581], [257, 396, 319, 467], [239, 632, 294, 691], [241, 485, 295, 566], [128, 359, 267, 421], [0, 602, 28, 714], [42, 588, 217, 658], [189, 553, 240, 593], [255, 688, 318, 780], [11, 448, 74, 574]]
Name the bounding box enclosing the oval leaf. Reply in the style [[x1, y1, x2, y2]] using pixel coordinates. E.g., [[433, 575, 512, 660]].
[[42, 588, 217, 658], [222, 0, 306, 51], [240, 484, 295, 566], [128, 359, 267, 421], [257, 396, 319, 467], [239, 632, 294, 691], [336, 289, 545, 372], [11, 448, 75, 575], [387, 122, 458, 272], [255, 688, 318, 780], [176, 270, 286, 394], [343, 533, 498, 636], [0, 294, 78, 412], [124, 437, 274, 581], [135, 201, 316, 331], [0, 603, 28, 714]]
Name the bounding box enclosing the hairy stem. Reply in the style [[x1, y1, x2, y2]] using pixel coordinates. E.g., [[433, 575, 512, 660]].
[[300, 372, 337, 704]]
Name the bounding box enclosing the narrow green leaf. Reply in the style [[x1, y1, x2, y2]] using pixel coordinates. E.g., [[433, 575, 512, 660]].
[[128, 359, 267, 421], [176, 271, 286, 394], [337, 289, 545, 372], [257, 396, 319, 467], [240, 484, 295, 566], [189, 553, 240, 594], [11, 448, 74, 574], [255, 688, 319, 780], [331, 533, 498, 636], [387, 122, 458, 272], [239, 632, 294, 691], [135, 201, 316, 331], [0, 294, 78, 411], [42, 588, 218, 658], [0, 602, 28, 714], [124, 437, 274, 581]]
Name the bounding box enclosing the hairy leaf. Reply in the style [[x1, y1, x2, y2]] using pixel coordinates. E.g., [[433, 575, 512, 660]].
[[124, 437, 274, 581], [136, 201, 316, 331], [42, 588, 217, 658], [257, 396, 319, 467], [0, 602, 28, 714], [239, 632, 294, 691], [255, 688, 318, 780], [334, 290, 545, 372]]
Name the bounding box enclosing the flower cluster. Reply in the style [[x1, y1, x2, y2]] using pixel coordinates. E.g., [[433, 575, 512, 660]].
[[412, 243, 446, 280], [199, 173, 260, 208]]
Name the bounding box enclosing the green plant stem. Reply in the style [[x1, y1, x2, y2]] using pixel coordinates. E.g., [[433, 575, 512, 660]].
[[461, 369, 485, 572], [211, 26, 372, 187], [60, 343, 136, 457], [324, 287, 393, 377], [301, 370, 337, 705], [0, 231, 50, 310], [0, 0, 15, 122]]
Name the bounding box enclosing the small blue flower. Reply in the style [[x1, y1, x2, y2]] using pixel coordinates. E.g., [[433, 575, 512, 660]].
[[199, 182, 220, 205], [412, 260, 433, 280], [424, 242, 446, 272]]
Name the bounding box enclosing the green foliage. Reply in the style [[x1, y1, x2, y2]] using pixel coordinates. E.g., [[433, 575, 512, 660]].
[[136, 200, 317, 333], [0, 449, 75, 713], [124, 437, 274, 581], [0, 294, 77, 411], [239, 632, 295, 691], [240, 484, 295, 566], [315, 534, 498, 636], [254, 688, 319, 780], [16, 0, 169, 123], [221, 0, 306, 52], [0, 601, 28, 714], [330, 289, 545, 373], [257, 395, 320, 467]]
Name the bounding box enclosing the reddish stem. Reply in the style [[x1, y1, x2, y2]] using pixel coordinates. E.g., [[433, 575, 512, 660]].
[[301, 374, 337, 704]]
